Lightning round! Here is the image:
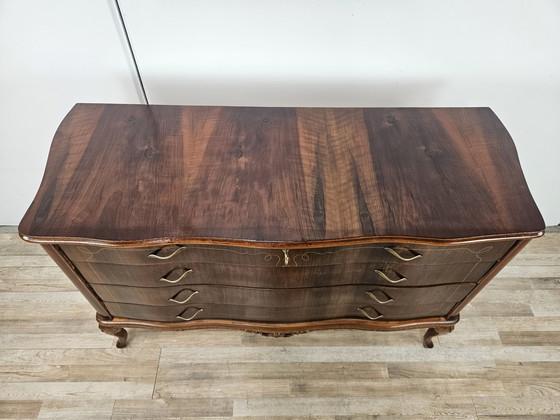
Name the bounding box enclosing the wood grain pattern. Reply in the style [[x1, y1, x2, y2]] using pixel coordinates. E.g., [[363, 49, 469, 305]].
[[29, 400, 114, 420], [112, 399, 233, 418], [0, 401, 42, 419], [102, 293, 468, 323], [61, 241, 513, 265], [19, 104, 544, 247], [72, 258, 500, 288], [90, 282, 474, 309]]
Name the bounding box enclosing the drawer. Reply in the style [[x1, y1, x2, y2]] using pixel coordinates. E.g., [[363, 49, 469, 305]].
[[92, 282, 473, 308], [105, 282, 472, 323], [76, 259, 496, 288], [60, 240, 514, 268]]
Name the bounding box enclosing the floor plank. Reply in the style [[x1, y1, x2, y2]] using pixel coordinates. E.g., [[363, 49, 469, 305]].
[[0, 400, 41, 419], [156, 362, 388, 381], [112, 399, 233, 418], [472, 396, 560, 416], [154, 379, 292, 399], [0, 382, 153, 400], [386, 361, 498, 379], [0, 363, 157, 383], [286, 378, 507, 398], [232, 396, 478, 417], [498, 331, 560, 346], [158, 345, 500, 363], [36, 400, 114, 419], [0, 348, 161, 366], [0, 256, 56, 267]]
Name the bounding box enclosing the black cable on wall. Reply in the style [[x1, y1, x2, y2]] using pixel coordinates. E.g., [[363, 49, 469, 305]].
[[114, 0, 149, 104]]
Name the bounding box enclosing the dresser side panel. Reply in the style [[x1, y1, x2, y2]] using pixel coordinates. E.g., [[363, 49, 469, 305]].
[[448, 239, 530, 317], [42, 244, 111, 317]]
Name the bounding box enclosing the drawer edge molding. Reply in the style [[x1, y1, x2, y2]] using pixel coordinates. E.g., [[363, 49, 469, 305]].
[[20, 231, 543, 248], [96, 312, 459, 335]]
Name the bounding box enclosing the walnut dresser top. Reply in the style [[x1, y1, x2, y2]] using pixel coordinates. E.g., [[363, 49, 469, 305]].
[[20, 104, 543, 247], [19, 104, 545, 348]]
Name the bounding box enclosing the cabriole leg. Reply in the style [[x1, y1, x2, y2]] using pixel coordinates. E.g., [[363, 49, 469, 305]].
[[423, 325, 455, 349], [99, 324, 128, 348]]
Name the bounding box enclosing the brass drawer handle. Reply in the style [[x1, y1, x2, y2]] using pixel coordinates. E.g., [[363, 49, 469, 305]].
[[374, 269, 407, 284], [357, 307, 384, 320], [160, 269, 193, 283], [169, 290, 199, 304], [384, 247, 422, 261], [176, 308, 203, 321], [148, 246, 187, 260], [366, 290, 394, 304]]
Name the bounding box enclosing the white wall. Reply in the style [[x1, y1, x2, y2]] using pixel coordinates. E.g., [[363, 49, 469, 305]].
[[1, 0, 559, 226], [0, 0, 142, 224]]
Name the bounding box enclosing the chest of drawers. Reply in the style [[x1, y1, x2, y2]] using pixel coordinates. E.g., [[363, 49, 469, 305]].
[[19, 104, 544, 348]]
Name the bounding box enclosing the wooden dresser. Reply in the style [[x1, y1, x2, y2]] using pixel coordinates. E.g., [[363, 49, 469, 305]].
[[19, 104, 545, 348]]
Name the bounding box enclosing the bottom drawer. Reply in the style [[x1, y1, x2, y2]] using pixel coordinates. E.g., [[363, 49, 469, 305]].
[[92, 282, 473, 308], [104, 289, 470, 323]]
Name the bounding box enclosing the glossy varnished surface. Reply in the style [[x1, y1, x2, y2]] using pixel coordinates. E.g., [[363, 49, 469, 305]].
[[103, 300, 465, 323], [73, 258, 498, 288], [64, 241, 514, 289], [60, 241, 514, 266], [91, 282, 475, 310], [19, 104, 544, 246]]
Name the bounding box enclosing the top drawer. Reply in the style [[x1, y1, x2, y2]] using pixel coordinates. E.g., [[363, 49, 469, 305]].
[[60, 241, 514, 268]]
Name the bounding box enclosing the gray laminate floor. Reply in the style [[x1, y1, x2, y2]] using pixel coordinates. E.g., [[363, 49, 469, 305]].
[[1, 231, 559, 419]]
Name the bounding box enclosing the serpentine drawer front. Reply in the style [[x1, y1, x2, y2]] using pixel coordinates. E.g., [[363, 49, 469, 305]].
[[91, 283, 475, 311], [19, 104, 544, 348], [61, 241, 513, 266], [61, 241, 514, 289]]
